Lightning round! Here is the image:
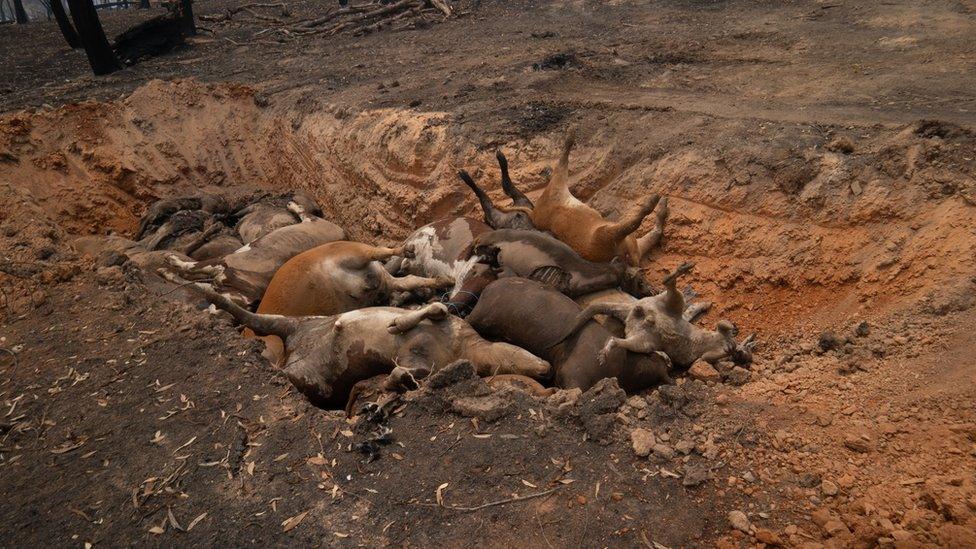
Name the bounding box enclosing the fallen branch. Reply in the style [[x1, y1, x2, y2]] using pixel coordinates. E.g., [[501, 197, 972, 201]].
[[352, 5, 421, 36], [442, 487, 560, 512], [295, 5, 368, 29], [327, 0, 417, 34]]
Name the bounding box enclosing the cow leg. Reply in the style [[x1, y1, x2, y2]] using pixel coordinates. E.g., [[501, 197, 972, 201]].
[[682, 301, 712, 323], [165, 254, 225, 280], [457, 324, 551, 379], [286, 201, 315, 223], [179, 222, 224, 256], [496, 150, 533, 208], [387, 302, 449, 333], [607, 193, 662, 241], [368, 262, 452, 295], [566, 302, 633, 338], [636, 197, 669, 258], [660, 262, 694, 317], [143, 222, 178, 251], [601, 334, 659, 365], [458, 170, 506, 229]]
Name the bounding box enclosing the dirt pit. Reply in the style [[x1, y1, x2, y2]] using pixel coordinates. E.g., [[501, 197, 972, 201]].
[[1, 79, 976, 546]]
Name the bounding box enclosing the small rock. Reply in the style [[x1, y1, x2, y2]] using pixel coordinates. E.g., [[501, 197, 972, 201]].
[[682, 464, 710, 487], [742, 471, 756, 483], [815, 412, 833, 427], [727, 510, 751, 533], [715, 393, 729, 405], [854, 321, 870, 337], [843, 434, 873, 453], [688, 361, 721, 383], [754, 528, 783, 547], [821, 480, 839, 496], [630, 428, 655, 458], [652, 443, 675, 460], [823, 520, 850, 537], [796, 473, 821, 488], [674, 439, 695, 455], [811, 508, 832, 528], [890, 529, 913, 542], [625, 395, 647, 410], [725, 366, 751, 386], [95, 266, 124, 285]]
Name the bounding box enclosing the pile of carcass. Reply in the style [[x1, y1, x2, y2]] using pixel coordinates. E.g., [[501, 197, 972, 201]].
[[82, 133, 756, 412]]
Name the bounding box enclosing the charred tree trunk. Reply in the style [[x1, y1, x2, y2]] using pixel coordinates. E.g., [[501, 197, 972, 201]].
[[51, 0, 81, 48], [178, 0, 195, 35], [67, 0, 123, 75], [13, 0, 28, 23]]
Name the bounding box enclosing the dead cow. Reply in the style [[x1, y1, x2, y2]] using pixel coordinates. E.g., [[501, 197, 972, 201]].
[[390, 216, 491, 282], [164, 275, 550, 409], [133, 194, 231, 241], [165, 203, 346, 306], [470, 229, 654, 298], [566, 262, 756, 369], [466, 277, 671, 392], [530, 133, 668, 266], [254, 240, 455, 364], [457, 150, 535, 230], [234, 191, 322, 244]]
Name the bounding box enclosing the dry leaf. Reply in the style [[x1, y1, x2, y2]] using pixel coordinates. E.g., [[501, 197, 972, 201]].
[[339, 430, 354, 438], [558, 479, 575, 484], [435, 482, 449, 506], [246, 462, 255, 476], [167, 507, 183, 531], [334, 532, 349, 538], [186, 512, 208, 531], [522, 479, 537, 488], [307, 455, 327, 466], [50, 439, 86, 454], [281, 510, 309, 532], [472, 434, 491, 439], [273, 453, 289, 462], [148, 525, 165, 535]]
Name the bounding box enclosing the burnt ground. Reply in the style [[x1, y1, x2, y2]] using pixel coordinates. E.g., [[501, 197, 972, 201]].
[[2, 0, 976, 546], [0, 246, 754, 547]]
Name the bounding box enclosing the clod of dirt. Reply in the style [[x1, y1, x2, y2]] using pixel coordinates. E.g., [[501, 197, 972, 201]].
[[914, 119, 972, 140], [826, 136, 855, 154], [577, 377, 626, 444], [630, 427, 655, 457], [682, 463, 710, 487], [532, 51, 577, 71], [817, 331, 842, 351], [688, 360, 721, 383], [451, 393, 513, 422], [728, 510, 751, 533]]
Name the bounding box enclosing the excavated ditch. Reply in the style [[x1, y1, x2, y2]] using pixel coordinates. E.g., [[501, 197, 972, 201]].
[[2, 79, 976, 547], [2, 79, 973, 335]]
